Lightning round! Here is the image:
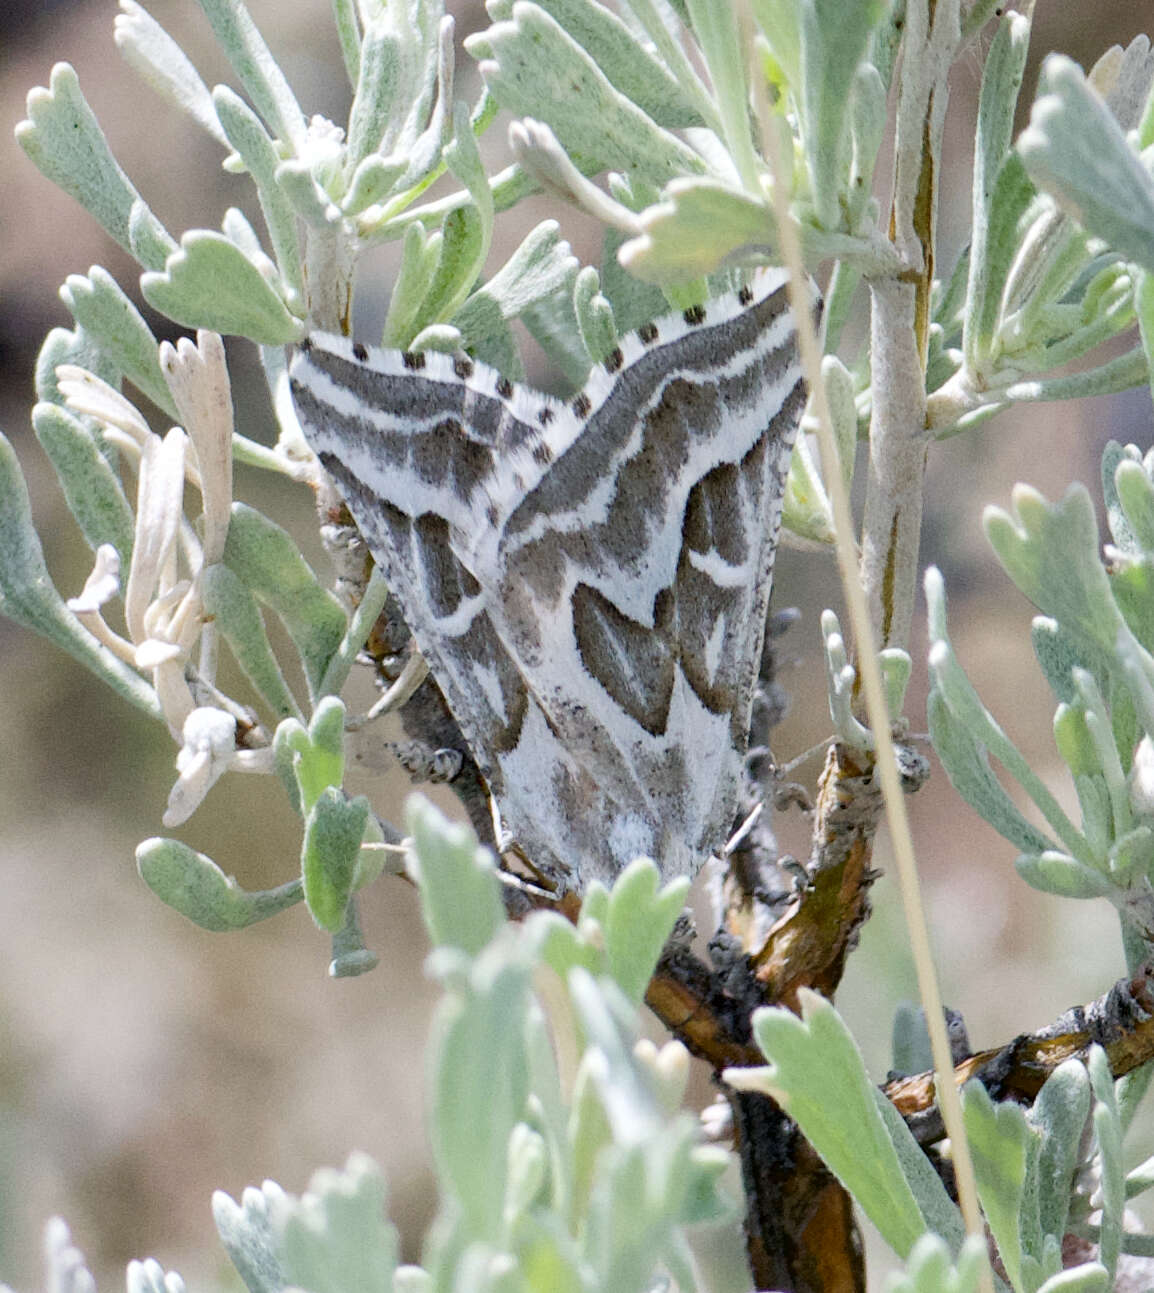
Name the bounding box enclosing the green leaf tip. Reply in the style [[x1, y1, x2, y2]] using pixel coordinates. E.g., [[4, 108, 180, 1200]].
[[141, 231, 304, 344], [407, 797, 505, 958], [137, 837, 303, 930]]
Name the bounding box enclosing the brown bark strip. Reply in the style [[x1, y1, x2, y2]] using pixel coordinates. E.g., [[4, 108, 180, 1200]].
[[887, 961, 1154, 1134]]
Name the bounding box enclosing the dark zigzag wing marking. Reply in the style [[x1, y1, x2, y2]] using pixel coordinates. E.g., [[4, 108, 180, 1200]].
[[485, 279, 805, 851], [289, 267, 807, 888]]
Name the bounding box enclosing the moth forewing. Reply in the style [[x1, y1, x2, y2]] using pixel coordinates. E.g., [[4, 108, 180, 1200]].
[[290, 267, 808, 894]]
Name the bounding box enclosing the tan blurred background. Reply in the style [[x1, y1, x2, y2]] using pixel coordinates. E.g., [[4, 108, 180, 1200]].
[[1, 3, 1153, 1288]]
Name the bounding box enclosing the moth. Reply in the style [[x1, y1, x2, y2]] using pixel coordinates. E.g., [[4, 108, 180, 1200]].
[[290, 268, 807, 895]]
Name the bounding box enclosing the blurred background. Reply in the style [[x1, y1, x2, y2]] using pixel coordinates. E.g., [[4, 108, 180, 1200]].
[[1, 2, 1153, 1287]]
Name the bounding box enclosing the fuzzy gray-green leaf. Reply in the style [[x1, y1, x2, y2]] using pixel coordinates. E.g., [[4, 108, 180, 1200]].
[[602, 860, 688, 1005], [196, 0, 306, 148], [963, 1080, 1036, 1290], [302, 788, 369, 932], [731, 992, 932, 1258], [221, 503, 347, 698], [113, 0, 228, 147], [620, 177, 773, 282], [467, 5, 704, 187], [0, 431, 160, 718], [137, 836, 303, 930], [927, 689, 1057, 858], [141, 231, 302, 344], [1030, 1059, 1091, 1244], [212, 86, 305, 302], [16, 63, 176, 271], [1018, 55, 1154, 275], [32, 403, 135, 562], [59, 267, 174, 417], [984, 486, 1127, 660], [274, 1155, 398, 1293], [200, 562, 302, 721], [407, 798, 504, 959]]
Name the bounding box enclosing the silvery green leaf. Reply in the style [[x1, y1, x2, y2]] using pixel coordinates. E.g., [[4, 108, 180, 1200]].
[[1054, 704, 1099, 778], [346, 23, 402, 170], [794, 0, 889, 231], [275, 705, 344, 818], [466, 5, 705, 186], [407, 798, 504, 958], [197, 0, 306, 148], [35, 325, 119, 407], [341, 153, 408, 216], [729, 990, 947, 1259], [601, 860, 687, 1005], [137, 836, 303, 930], [456, 220, 578, 328], [222, 503, 347, 698], [16, 64, 176, 271], [200, 562, 302, 721], [599, 226, 667, 333], [274, 158, 343, 228], [885, 1234, 991, 1293], [684, 0, 758, 188], [1126, 1153, 1154, 1199], [0, 431, 160, 717], [504, 1122, 548, 1222], [1014, 851, 1113, 899], [573, 265, 617, 365], [962, 1080, 1037, 1290], [1032, 616, 1115, 709], [501, 0, 703, 129], [431, 947, 531, 1236], [141, 230, 303, 344], [213, 1181, 290, 1293], [303, 787, 371, 934], [32, 1218, 97, 1293], [750, 0, 800, 75], [452, 293, 521, 376], [1018, 55, 1154, 275], [125, 1257, 186, 1293], [1089, 1046, 1125, 1283], [984, 485, 1130, 661], [619, 177, 773, 282], [1107, 824, 1153, 885], [1102, 439, 1148, 550], [382, 221, 443, 347], [417, 206, 486, 329], [519, 282, 591, 388], [32, 403, 134, 562], [316, 565, 391, 701], [964, 7, 1033, 373], [272, 1154, 398, 1293], [1114, 448, 1154, 559], [212, 86, 305, 301], [330, 0, 360, 85], [1030, 1059, 1092, 1244], [128, 197, 179, 273], [870, 1085, 966, 1257], [847, 62, 886, 227], [531, 907, 604, 987], [113, 1, 228, 147], [925, 688, 1059, 859], [418, 101, 493, 326], [782, 429, 835, 545], [390, 15, 453, 193], [1036, 1266, 1110, 1293], [59, 268, 174, 417]]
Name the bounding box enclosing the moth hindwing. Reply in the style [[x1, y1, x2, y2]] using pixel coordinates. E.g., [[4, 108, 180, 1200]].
[[290, 268, 807, 894]]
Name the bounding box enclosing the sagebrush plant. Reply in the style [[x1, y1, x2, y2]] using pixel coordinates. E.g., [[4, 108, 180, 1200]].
[[6, 0, 1154, 1290]]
